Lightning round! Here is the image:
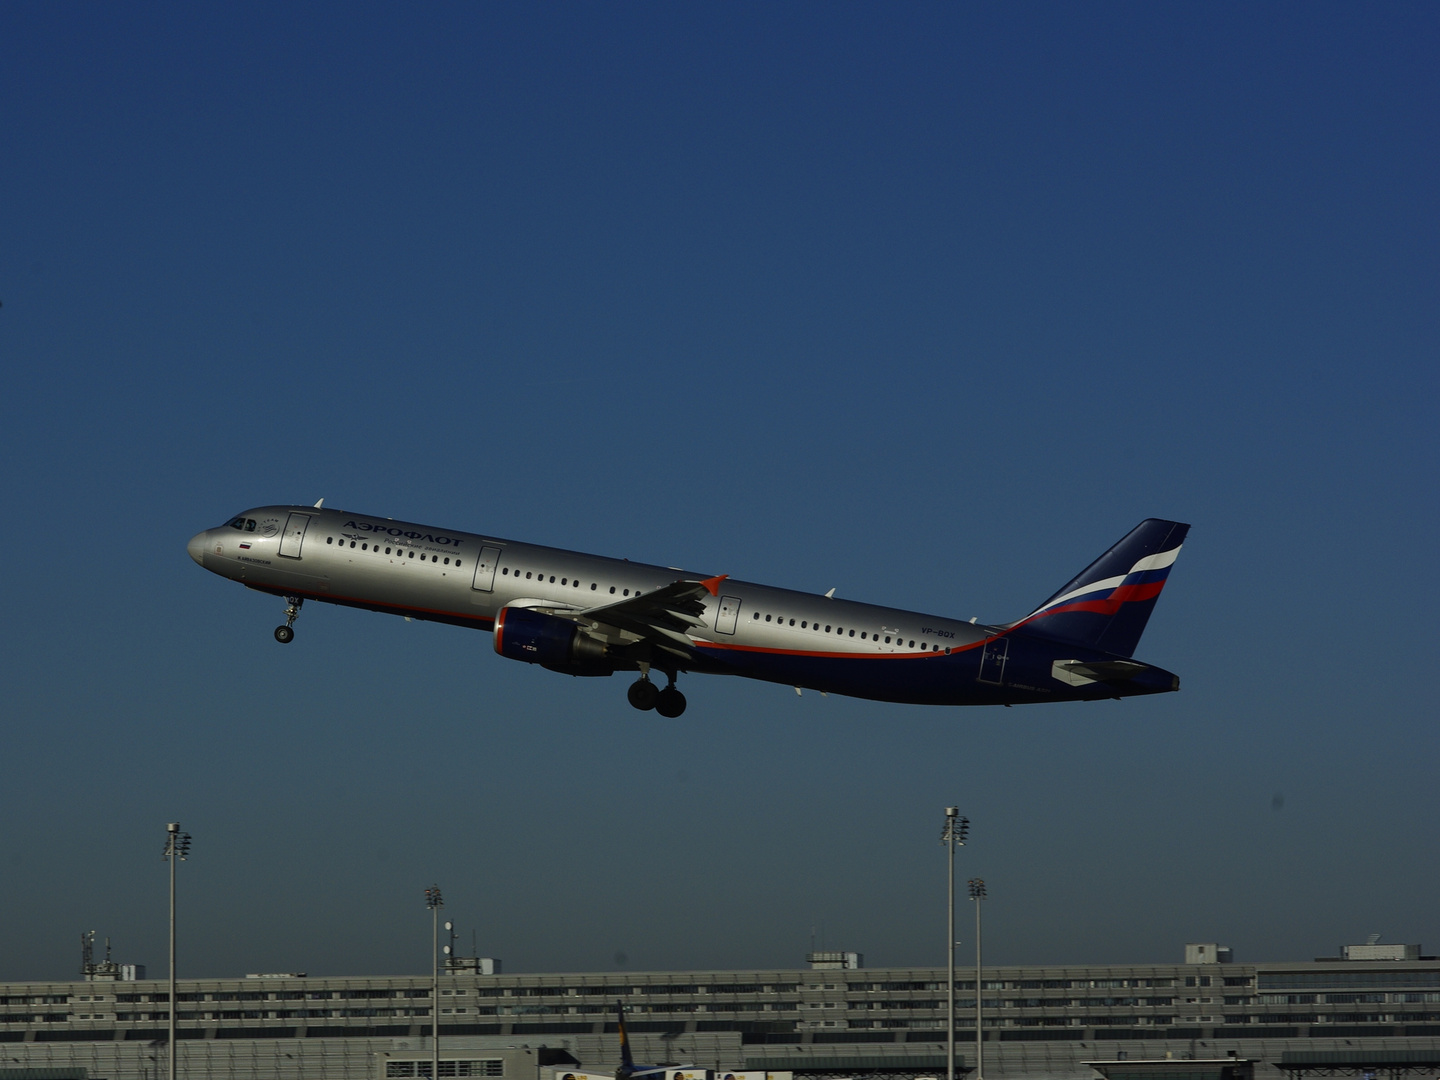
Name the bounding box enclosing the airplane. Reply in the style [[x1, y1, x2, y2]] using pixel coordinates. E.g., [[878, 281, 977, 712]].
[[187, 503, 1188, 718], [612, 1001, 689, 1080]]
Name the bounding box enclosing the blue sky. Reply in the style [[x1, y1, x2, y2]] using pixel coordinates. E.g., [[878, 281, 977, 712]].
[[1, 2, 1435, 982]]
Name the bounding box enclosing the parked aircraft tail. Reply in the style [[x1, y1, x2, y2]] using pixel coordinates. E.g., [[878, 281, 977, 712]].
[[1011, 519, 1189, 657], [617, 1001, 635, 1072]]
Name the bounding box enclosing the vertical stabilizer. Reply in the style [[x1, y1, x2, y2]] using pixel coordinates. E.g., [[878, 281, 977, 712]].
[[1012, 519, 1189, 657], [616, 1001, 635, 1071]]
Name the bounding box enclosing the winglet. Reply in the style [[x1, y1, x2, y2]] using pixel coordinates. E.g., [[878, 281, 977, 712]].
[[313, 498, 325, 508], [699, 574, 729, 596]]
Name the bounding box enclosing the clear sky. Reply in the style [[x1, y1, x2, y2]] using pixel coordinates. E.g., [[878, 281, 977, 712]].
[[1, 2, 1435, 983]]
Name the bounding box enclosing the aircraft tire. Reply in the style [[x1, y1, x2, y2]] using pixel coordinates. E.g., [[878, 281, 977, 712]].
[[626, 678, 659, 711], [654, 687, 687, 718], [274, 625, 295, 644]]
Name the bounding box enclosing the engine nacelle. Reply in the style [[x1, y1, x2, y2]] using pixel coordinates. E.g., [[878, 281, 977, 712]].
[[493, 606, 613, 676]]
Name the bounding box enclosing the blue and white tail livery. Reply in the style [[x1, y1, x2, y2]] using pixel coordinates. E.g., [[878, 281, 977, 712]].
[[1011, 519, 1188, 658], [188, 507, 1191, 714]]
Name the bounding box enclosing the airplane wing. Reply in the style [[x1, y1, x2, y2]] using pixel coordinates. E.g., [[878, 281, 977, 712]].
[[525, 575, 728, 663]]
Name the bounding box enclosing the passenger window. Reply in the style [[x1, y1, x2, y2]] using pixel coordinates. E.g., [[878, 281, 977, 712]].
[[350, 541, 356, 548], [455, 560, 461, 567], [327, 537, 333, 545], [526, 572, 532, 579], [849, 630, 855, 637], [884, 636, 891, 644], [908, 640, 915, 648], [444, 558, 450, 565], [789, 619, 795, 626], [765, 615, 772, 622], [362, 544, 368, 551], [409, 551, 415, 559], [574, 580, 580, 588], [753, 612, 760, 620], [860, 632, 866, 639], [801, 621, 807, 628], [562, 578, 567, 586], [609, 586, 616, 594], [624, 589, 630, 596], [549, 576, 556, 583], [502, 568, 508, 575], [825, 625, 832, 633]]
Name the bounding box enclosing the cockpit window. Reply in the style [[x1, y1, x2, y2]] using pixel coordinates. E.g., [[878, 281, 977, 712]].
[[230, 518, 246, 530], [229, 518, 259, 531], [245, 519, 256, 531]]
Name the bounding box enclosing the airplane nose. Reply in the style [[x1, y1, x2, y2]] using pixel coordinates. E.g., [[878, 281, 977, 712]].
[[187, 532, 207, 566]]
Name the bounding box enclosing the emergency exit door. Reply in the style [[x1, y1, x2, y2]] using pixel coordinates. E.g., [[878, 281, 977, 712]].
[[470, 546, 502, 592]]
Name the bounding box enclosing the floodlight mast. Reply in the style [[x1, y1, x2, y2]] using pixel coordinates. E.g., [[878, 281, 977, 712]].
[[940, 809, 969, 1080], [969, 878, 987, 1080], [425, 886, 444, 1079], [163, 823, 192, 1080]]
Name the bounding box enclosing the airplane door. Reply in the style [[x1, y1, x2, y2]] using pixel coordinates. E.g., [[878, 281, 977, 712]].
[[278, 513, 311, 559], [715, 595, 742, 635], [470, 546, 502, 592], [977, 637, 1009, 684]]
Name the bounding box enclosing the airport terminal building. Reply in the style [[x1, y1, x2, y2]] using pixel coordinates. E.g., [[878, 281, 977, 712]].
[[2, 945, 1437, 1080]]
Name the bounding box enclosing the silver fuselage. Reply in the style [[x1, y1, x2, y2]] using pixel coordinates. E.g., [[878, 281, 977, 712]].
[[188, 504, 991, 658]]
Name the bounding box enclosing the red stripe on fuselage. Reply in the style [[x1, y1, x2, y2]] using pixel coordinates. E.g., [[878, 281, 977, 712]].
[[695, 637, 985, 660], [1013, 579, 1166, 628]]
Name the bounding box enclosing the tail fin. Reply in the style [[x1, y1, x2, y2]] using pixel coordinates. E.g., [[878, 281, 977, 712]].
[[1012, 519, 1189, 657], [616, 1001, 635, 1070]]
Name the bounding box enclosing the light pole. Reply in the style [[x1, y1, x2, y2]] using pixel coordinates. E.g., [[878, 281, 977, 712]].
[[968, 878, 986, 1080], [425, 886, 444, 1080], [163, 823, 191, 1080], [940, 808, 969, 1080]]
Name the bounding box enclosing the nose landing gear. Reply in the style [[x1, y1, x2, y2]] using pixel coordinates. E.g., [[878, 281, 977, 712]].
[[274, 596, 303, 643]]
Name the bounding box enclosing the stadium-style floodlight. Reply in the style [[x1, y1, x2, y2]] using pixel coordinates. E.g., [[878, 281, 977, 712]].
[[969, 878, 987, 1080], [940, 809, 969, 1080], [163, 823, 192, 1080], [425, 886, 444, 1079]]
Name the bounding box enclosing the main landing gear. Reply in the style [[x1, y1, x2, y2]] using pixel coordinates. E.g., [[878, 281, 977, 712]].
[[274, 596, 302, 644], [627, 669, 687, 717]]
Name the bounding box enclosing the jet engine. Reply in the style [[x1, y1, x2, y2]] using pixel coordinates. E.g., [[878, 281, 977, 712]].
[[493, 606, 613, 676]]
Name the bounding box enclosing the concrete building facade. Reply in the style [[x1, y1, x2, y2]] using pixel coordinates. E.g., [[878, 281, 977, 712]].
[[1, 952, 1437, 1080]]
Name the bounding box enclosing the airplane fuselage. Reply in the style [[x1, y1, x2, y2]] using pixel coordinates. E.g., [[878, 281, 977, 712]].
[[188, 505, 1183, 710]]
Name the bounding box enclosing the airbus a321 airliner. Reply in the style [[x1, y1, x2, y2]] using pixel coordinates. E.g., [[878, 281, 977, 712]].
[[187, 504, 1188, 718]]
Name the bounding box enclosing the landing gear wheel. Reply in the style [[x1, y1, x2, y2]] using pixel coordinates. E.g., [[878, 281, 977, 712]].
[[274, 595, 303, 644], [627, 678, 659, 711], [655, 686, 687, 718]]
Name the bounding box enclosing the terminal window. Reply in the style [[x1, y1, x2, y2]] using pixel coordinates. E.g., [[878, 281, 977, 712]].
[[386, 1062, 503, 1078]]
